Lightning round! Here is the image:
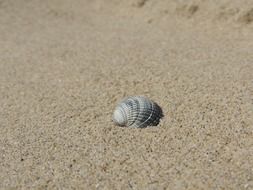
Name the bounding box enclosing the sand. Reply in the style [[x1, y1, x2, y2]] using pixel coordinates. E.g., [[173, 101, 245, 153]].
[[0, 0, 253, 189]]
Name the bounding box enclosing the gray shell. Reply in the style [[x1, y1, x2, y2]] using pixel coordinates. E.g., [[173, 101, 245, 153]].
[[112, 96, 163, 128]]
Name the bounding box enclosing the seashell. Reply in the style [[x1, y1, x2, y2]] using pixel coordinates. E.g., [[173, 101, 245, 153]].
[[112, 96, 163, 128]]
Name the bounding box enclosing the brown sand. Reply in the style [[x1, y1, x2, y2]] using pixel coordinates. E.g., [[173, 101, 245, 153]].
[[0, 0, 253, 189]]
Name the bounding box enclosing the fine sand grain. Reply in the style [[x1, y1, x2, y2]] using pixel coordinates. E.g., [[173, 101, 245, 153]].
[[0, 0, 253, 189]]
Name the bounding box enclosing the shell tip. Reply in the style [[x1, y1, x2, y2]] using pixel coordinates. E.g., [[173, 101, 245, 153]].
[[113, 108, 127, 126]]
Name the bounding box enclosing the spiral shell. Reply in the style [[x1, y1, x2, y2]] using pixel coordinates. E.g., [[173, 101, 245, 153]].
[[112, 96, 163, 128]]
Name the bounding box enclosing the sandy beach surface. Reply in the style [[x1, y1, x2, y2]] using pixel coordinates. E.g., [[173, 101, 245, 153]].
[[0, 0, 253, 189]]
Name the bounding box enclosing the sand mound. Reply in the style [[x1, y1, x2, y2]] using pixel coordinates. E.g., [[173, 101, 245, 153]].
[[104, 0, 253, 25]]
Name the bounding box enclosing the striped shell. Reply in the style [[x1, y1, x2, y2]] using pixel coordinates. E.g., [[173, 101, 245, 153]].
[[112, 96, 163, 128]]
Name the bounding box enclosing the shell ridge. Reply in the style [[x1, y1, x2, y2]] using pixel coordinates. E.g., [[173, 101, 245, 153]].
[[131, 97, 142, 127], [137, 101, 155, 128], [127, 98, 136, 126]]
